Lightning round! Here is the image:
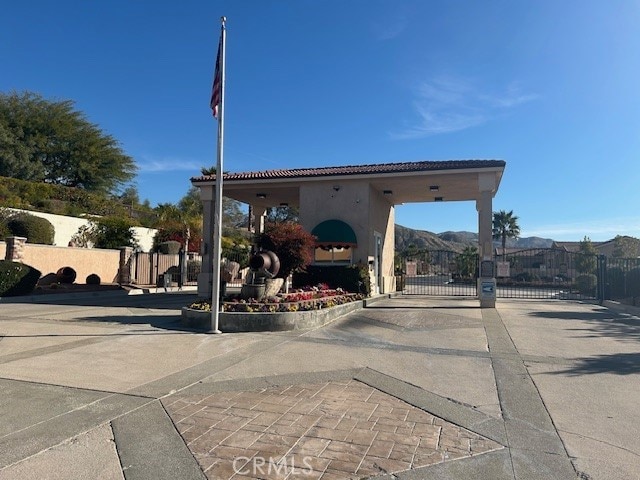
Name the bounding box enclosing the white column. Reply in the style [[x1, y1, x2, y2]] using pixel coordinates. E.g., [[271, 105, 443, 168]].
[[477, 173, 496, 308], [477, 191, 493, 261], [252, 206, 267, 235]]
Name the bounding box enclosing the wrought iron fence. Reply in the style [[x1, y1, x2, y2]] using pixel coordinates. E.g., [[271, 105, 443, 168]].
[[129, 249, 251, 289], [493, 248, 605, 299], [399, 248, 640, 301], [603, 256, 640, 302]]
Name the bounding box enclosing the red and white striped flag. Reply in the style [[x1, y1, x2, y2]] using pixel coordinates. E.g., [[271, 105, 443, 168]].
[[210, 36, 222, 118]]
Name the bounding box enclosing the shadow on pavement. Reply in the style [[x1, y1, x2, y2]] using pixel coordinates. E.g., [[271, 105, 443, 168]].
[[2, 292, 199, 310], [69, 314, 192, 332], [367, 305, 480, 310], [529, 309, 640, 343], [549, 352, 640, 376], [528, 308, 617, 321]]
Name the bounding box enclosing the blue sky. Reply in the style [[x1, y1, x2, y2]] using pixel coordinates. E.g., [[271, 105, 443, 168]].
[[2, 1, 639, 241]]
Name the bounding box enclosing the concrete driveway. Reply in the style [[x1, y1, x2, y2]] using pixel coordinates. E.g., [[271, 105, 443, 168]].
[[0, 291, 638, 479]]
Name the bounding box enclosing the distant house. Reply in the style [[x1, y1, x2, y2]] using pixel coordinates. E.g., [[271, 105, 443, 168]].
[[552, 238, 630, 258]]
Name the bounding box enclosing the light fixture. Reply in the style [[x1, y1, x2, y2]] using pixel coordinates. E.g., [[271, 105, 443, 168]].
[[429, 185, 439, 192], [279, 202, 288, 207], [256, 193, 267, 199], [383, 190, 393, 196], [332, 185, 341, 192], [434, 196, 443, 202]]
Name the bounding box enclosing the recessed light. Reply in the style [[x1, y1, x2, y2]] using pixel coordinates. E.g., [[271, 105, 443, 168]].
[[429, 185, 439, 191], [256, 193, 267, 199], [434, 197, 443, 202], [279, 202, 288, 207], [383, 190, 393, 196]]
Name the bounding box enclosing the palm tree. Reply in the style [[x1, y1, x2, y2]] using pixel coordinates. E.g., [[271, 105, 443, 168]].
[[492, 210, 521, 250]]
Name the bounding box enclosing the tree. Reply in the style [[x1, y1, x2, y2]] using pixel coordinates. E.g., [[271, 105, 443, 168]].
[[266, 205, 299, 224], [612, 235, 640, 258], [575, 236, 597, 274], [117, 186, 140, 206], [455, 246, 478, 279], [70, 216, 138, 249], [93, 217, 139, 249], [257, 222, 316, 279], [0, 91, 136, 194], [179, 185, 245, 229], [492, 210, 521, 249]]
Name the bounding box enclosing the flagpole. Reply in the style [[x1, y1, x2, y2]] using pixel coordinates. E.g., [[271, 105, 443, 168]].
[[210, 16, 226, 334]]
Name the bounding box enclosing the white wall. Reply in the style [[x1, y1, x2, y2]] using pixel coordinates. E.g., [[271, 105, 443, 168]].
[[4, 208, 156, 252]]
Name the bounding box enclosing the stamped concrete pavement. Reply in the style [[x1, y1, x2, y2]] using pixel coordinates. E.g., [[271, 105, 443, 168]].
[[0, 291, 638, 479]]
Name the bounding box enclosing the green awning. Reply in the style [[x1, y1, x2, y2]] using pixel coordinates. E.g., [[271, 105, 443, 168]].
[[311, 219, 357, 249]]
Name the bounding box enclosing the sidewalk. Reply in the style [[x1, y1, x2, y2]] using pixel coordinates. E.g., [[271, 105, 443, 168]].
[[0, 292, 638, 479]]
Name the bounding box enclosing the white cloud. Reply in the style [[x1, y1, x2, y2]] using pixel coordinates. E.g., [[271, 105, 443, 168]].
[[392, 76, 538, 139], [136, 155, 202, 173]]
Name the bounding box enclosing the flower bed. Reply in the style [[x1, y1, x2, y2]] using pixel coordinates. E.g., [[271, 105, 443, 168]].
[[182, 285, 367, 332], [187, 286, 366, 313]]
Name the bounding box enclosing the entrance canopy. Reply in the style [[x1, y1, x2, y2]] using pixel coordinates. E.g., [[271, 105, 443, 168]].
[[312, 219, 357, 249], [191, 159, 505, 208], [192, 159, 506, 304]]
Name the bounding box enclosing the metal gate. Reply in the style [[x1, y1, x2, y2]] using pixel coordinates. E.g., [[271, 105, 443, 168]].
[[402, 248, 605, 300], [495, 248, 602, 300], [403, 249, 478, 296]]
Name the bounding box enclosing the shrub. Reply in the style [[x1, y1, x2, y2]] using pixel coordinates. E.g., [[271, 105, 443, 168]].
[[93, 216, 138, 249], [6, 213, 55, 244], [152, 221, 188, 252], [158, 241, 181, 254], [86, 273, 101, 285], [0, 260, 41, 297], [575, 273, 597, 296], [258, 222, 315, 279], [293, 264, 371, 296]]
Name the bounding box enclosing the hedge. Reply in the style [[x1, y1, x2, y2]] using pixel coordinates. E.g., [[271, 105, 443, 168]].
[[7, 213, 55, 244], [293, 264, 371, 296]]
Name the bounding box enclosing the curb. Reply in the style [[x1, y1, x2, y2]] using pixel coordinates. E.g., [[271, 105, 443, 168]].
[[0, 285, 197, 303], [181, 299, 364, 332], [603, 300, 640, 317]]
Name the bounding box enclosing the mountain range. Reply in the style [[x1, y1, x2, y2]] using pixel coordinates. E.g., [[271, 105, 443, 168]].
[[395, 224, 554, 253]]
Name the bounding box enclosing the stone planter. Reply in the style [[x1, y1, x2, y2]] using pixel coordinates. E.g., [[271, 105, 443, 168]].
[[240, 283, 266, 301], [181, 299, 363, 332]]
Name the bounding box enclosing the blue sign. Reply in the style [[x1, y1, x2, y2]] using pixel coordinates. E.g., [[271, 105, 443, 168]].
[[481, 282, 495, 295]]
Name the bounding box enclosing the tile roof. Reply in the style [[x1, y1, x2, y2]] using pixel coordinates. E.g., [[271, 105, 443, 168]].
[[191, 159, 505, 182]]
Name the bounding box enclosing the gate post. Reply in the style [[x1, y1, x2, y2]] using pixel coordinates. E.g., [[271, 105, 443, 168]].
[[598, 254, 606, 304], [5, 236, 27, 263], [118, 246, 133, 285], [476, 182, 496, 308]]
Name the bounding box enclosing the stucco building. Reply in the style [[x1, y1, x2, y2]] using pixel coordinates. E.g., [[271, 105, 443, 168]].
[[192, 159, 505, 307]]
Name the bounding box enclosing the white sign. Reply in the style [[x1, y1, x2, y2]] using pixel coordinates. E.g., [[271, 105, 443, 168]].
[[496, 261, 510, 278]]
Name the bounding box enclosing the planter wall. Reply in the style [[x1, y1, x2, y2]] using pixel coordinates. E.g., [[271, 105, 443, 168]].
[[181, 299, 363, 332]]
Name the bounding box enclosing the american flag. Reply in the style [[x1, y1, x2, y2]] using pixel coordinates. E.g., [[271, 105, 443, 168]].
[[210, 36, 222, 118]]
